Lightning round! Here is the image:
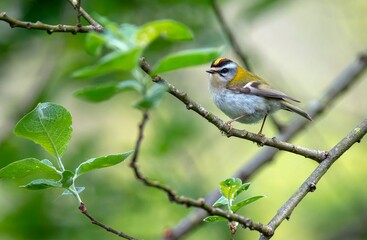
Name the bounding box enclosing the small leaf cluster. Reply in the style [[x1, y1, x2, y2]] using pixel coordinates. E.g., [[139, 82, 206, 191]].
[[0, 102, 132, 203], [73, 16, 222, 108], [204, 178, 265, 223]]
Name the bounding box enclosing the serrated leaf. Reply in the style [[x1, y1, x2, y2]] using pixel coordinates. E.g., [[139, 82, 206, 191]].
[[220, 178, 243, 201], [62, 187, 85, 195], [233, 182, 251, 199], [20, 179, 62, 190], [133, 84, 168, 110], [85, 32, 105, 56], [136, 20, 193, 47], [203, 216, 227, 223], [75, 80, 141, 102], [14, 102, 72, 158], [72, 48, 141, 78], [60, 170, 74, 188], [0, 158, 60, 181], [151, 47, 222, 75], [75, 151, 133, 178], [213, 195, 229, 207], [231, 195, 266, 213]]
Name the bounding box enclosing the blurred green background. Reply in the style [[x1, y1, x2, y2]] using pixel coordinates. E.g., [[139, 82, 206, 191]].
[[1, 0, 367, 239]]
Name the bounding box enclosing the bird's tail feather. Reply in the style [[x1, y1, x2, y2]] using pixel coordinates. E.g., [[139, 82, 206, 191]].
[[281, 100, 312, 121]]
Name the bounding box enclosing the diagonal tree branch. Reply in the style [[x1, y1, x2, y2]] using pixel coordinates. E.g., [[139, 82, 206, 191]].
[[260, 117, 367, 239], [159, 50, 367, 239], [140, 58, 327, 162]]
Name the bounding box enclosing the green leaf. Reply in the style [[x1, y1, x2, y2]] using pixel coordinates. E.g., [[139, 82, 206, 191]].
[[96, 15, 123, 37], [40, 159, 56, 169], [94, 15, 133, 51], [231, 195, 266, 213], [75, 151, 133, 178], [136, 20, 193, 47], [233, 182, 251, 199], [20, 179, 62, 190], [85, 32, 105, 56], [151, 47, 223, 75], [0, 158, 60, 181], [213, 195, 228, 207], [60, 170, 74, 188], [133, 84, 168, 110], [119, 24, 139, 45], [14, 102, 72, 158], [102, 23, 137, 52], [72, 48, 141, 78], [203, 216, 227, 223], [75, 80, 141, 102], [220, 178, 243, 201]]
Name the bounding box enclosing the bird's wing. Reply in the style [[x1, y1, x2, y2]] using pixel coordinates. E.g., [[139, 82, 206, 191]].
[[227, 81, 300, 103]]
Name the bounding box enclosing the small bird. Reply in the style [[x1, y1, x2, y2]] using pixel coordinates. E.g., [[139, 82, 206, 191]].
[[207, 58, 312, 135]]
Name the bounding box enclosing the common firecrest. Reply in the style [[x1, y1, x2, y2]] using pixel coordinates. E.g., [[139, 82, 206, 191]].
[[207, 58, 312, 135]]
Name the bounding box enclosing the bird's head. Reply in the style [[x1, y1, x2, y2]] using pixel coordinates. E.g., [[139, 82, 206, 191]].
[[207, 58, 255, 89]]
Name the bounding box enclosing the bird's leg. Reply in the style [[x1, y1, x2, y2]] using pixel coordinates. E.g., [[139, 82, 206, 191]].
[[225, 119, 235, 129], [225, 114, 248, 130], [255, 115, 268, 147], [258, 114, 268, 135]]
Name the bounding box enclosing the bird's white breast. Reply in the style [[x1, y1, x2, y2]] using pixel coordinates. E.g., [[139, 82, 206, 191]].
[[209, 85, 281, 124]]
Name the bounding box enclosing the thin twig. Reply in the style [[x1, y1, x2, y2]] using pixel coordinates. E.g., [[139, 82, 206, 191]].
[[0, 12, 96, 34], [129, 111, 273, 236], [76, 0, 83, 27], [210, 0, 251, 70], [66, 0, 103, 31], [157, 50, 367, 239], [79, 202, 138, 240], [260, 118, 367, 239], [140, 58, 326, 162]]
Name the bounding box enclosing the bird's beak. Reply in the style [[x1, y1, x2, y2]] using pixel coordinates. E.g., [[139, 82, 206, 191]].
[[206, 69, 215, 74]]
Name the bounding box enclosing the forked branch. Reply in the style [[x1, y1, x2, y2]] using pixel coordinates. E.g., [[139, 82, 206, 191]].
[[0, 0, 103, 34], [129, 111, 273, 237]]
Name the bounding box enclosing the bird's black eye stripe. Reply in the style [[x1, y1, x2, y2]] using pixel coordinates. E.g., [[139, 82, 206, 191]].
[[220, 68, 229, 74]]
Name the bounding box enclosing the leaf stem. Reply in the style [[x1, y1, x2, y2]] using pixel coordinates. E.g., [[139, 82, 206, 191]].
[[68, 183, 82, 204]]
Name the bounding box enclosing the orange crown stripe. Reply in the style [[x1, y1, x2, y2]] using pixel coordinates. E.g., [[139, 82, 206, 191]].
[[211, 58, 232, 68], [214, 57, 226, 65]]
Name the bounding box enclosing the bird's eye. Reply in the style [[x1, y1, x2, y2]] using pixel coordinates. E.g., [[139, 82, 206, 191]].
[[220, 68, 229, 74]]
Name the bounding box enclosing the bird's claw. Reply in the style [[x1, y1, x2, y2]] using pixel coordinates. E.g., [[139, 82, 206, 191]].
[[256, 133, 266, 147], [225, 120, 234, 131]]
